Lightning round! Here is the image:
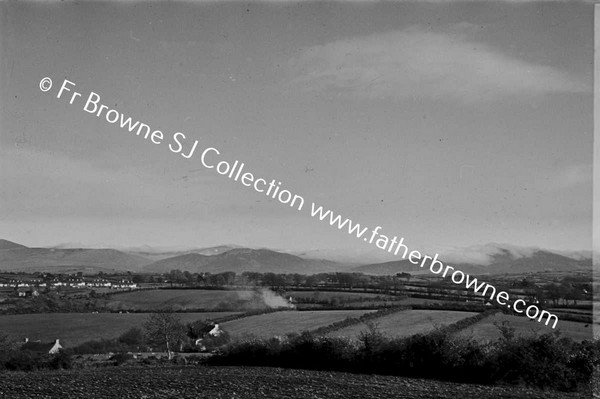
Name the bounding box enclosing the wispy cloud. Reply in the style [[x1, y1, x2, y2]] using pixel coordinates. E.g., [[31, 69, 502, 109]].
[[433, 242, 590, 265], [290, 26, 588, 103], [535, 163, 593, 192]]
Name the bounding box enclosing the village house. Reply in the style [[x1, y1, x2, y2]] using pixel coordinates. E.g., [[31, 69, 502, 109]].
[[0, 273, 138, 291], [21, 338, 63, 354], [15, 287, 39, 297]]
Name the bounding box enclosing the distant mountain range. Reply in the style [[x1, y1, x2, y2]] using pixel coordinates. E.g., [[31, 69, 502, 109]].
[[126, 245, 242, 262], [353, 248, 591, 276], [0, 239, 150, 273], [0, 239, 343, 274], [143, 248, 342, 274], [0, 239, 591, 276]]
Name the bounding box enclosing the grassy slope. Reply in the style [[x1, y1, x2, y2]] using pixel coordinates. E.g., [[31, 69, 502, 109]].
[[0, 312, 238, 346], [285, 291, 393, 300], [104, 289, 255, 310], [327, 310, 476, 339], [455, 313, 596, 342], [222, 310, 375, 338]]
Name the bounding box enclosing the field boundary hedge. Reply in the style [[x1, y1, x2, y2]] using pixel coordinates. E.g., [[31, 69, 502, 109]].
[[308, 306, 411, 336], [307, 307, 498, 337], [210, 308, 286, 324], [437, 309, 499, 335]]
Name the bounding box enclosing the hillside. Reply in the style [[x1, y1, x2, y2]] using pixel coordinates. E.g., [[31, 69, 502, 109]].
[[125, 245, 241, 262], [144, 248, 344, 274], [0, 239, 591, 276], [354, 249, 591, 276], [486, 249, 589, 274], [0, 239, 28, 250], [0, 240, 151, 272], [143, 253, 212, 272]]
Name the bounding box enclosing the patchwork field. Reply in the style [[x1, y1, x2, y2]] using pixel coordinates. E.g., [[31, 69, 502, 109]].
[[222, 310, 375, 338], [104, 289, 256, 311], [0, 312, 238, 346], [392, 297, 451, 305], [102, 289, 451, 312], [327, 310, 476, 339], [286, 291, 395, 300], [455, 313, 596, 342]]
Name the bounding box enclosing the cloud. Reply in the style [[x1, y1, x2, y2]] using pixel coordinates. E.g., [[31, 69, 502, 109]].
[[432, 243, 518, 265], [289, 27, 588, 103], [544, 163, 593, 191], [433, 242, 592, 265]]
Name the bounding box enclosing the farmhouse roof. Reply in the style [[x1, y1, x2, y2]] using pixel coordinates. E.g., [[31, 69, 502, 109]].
[[21, 339, 63, 354]]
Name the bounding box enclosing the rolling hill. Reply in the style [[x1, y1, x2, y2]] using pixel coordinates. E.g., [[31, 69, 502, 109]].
[[144, 247, 344, 274], [0, 239, 28, 250], [0, 240, 152, 272], [123, 244, 241, 262], [0, 240, 344, 274], [0, 239, 591, 276], [353, 249, 591, 276]]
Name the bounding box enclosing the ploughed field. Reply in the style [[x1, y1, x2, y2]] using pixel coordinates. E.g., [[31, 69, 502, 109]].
[[455, 312, 596, 342], [326, 310, 476, 339], [0, 312, 238, 346], [0, 365, 585, 399]]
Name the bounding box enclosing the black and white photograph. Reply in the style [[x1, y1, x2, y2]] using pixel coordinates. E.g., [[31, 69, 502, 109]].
[[0, 0, 598, 398]]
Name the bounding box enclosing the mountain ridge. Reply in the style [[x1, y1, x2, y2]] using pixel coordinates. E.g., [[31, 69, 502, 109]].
[[0, 239, 591, 275], [353, 249, 591, 276]]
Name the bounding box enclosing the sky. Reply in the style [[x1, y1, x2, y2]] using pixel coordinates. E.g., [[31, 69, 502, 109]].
[[0, 1, 594, 258]]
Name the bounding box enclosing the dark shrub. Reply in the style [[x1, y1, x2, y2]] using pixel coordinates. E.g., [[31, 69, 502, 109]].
[[110, 352, 133, 366], [210, 319, 598, 392], [118, 327, 145, 346], [201, 330, 231, 350], [72, 337, 135, 355], [5, 351, 44, 371], [358, 322, 386, 357], [48, 351, 72, 369], [187, 320, 213, 340], [485, 331, 596, 391]]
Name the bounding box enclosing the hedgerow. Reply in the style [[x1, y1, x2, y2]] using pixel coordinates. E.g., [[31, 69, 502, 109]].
[[210, 321, 600, 392]]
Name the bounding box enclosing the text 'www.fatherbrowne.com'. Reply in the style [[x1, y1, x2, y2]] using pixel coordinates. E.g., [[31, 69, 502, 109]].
[[41, 76, 559, 329]]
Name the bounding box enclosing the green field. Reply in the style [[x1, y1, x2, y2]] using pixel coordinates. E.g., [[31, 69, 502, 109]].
[[285, 291, 394, 300], [392, 297, 450, 305], [222, 310, 375, 338], [0, 312, 238, 347], [103, 289, 451, 312], [104, 289, 256, 311], [327, 310, 476, 339], [455, 313, 596, 342]]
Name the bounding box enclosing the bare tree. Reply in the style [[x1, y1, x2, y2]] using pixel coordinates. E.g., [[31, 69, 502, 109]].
[[143, 312, 186, 359]]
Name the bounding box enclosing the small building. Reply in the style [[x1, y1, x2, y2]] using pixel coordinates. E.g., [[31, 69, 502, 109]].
[[208, 324, 223, 337], [21, 338, 63, 354], [14, 287, 39, 297], [194, 323, 224, 349]]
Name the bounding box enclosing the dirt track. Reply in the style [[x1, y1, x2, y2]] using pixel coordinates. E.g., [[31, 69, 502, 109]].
[[0, 366, 590, 399]]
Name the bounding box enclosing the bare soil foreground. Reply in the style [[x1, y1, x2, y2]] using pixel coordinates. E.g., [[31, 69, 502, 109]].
[[0, 366, 588, 399]]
